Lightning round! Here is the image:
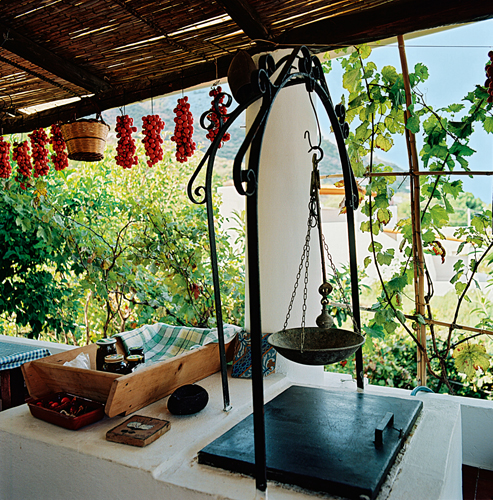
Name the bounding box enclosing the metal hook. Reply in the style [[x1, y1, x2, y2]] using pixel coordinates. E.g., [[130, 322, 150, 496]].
[[304, 130, 324, 163]]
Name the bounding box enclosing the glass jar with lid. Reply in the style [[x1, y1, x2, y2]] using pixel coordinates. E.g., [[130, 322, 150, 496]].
[[96, 338, 117, 371], [102, 353, 129, 375], [129, 345, 145, 362], [126, 354, 144, 372]]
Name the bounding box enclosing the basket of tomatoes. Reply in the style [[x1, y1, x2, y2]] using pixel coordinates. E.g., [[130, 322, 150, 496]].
[[27, 392, 105, 430]]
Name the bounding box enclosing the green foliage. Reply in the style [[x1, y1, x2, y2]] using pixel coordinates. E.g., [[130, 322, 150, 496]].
[[0, 186, 83, 339], [0, 140, 244, 343], [330, 332, 492, 398], [324, 45, 493, 394]]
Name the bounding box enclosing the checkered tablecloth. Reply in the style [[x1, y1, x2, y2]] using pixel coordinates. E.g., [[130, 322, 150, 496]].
[[114, 323, 242, 365], [0, 340, 52, 371]]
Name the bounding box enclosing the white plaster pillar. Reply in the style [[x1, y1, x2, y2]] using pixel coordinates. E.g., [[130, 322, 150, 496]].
[[245, 50, 325, 384]]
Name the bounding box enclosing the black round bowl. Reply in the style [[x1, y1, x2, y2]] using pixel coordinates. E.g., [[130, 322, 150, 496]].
[[167, 384, 209, 415]]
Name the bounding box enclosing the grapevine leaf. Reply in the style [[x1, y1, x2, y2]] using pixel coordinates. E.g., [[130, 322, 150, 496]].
[[348, 94, 366, 109], [484, 117, 493, 134], [386, 275, 407, 293], [446, 103, 465, 113], [415, 314, 426, 325], [405, 115, 420, 134], [381, 65, 399, 85], [376, 249, 394, 266], [375, 134, 393, 151], [413, 62, 429, 82], [363, 323, 385, 339], [455, 281, 467, 296], [343, 68, 361, 93], [453, 343, 490, 381], [396, 310, 406, 324], [364, 256, 372, 268], [377, 208, 392, 225], [383, 320, 398, 334], [429, 205, 449, 226], [369, 241, 383, 253], [359, 44, 372, 59]]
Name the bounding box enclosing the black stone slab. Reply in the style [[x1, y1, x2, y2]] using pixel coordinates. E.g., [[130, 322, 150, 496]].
[[198, 385, 423, 499]]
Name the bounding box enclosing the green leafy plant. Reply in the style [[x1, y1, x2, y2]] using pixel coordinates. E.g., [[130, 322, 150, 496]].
[[323, 45, 493, 394], [0, 140, 244, 343]]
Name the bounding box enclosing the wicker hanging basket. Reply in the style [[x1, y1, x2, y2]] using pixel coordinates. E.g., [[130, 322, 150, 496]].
[[61, 115, 110, 162]]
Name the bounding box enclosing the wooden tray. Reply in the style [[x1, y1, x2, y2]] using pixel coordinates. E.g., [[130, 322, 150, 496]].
[[22, 338, 235, 418]]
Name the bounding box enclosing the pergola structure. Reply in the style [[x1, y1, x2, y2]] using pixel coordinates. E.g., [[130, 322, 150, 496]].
[[1, 0, 492, 135]]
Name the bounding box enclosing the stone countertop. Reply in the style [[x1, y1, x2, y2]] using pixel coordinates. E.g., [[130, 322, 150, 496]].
[[0, 370, 463, 500]]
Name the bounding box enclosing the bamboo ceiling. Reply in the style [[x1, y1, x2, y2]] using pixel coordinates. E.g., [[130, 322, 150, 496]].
[[1, 0, 492, 134]]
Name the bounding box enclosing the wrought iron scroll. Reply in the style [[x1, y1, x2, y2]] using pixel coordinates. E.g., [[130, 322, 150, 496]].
[[187, 46, 364, 495]]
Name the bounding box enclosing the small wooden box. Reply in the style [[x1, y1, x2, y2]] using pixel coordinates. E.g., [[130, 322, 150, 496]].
[[22, 338, 235, 418]]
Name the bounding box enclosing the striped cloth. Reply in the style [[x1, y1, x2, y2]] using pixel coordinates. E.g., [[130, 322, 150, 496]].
[[114, 323, 242, 365], [0, 341, 51, 371]]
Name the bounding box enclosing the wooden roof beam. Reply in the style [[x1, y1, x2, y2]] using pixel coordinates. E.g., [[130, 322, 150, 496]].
[[279, 0, 493, 48], [214, 0, 271, 42], [1, 54, 236, 134], [0, 23, 112, 94]]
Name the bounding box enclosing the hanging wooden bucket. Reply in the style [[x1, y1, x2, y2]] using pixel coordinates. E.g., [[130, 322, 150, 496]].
[[61, 115, 110, 162]]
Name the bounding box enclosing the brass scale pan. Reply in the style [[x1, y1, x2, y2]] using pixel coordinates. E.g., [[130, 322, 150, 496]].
[[267, 153, 364, 366]]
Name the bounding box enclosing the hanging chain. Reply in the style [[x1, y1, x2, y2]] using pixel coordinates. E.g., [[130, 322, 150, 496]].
[[282, 197, 316, 333], [322, 234, 360, 333]]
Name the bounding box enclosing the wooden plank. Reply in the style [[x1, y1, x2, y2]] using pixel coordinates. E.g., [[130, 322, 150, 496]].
[[1, 52, 238, 135], [106, 415, 171, 447], [22, 360, 118, 403], [280, 0, 493, 48], [105, 340, 235, 417], [0, 23, 112, 93], [214, 0, 271, 41]]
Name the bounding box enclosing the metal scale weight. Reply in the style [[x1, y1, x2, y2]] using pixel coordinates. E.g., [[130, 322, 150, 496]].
[[188, 47, 422, 500]]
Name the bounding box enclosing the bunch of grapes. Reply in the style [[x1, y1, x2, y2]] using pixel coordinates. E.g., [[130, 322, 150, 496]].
[[0, 137, 11, 179], [50, 123, 69, 171], [29, 128, 50, 178], [171, 96, 196, 163], [485, 51, 493, 104], [142, 114, 165, 167], [205, 86, 230, 148], [13, 140, 33, 189], [115, 115, 138, 169]]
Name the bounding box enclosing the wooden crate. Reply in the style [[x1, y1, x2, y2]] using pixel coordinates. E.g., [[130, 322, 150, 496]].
[[22, 338, 235, 418]]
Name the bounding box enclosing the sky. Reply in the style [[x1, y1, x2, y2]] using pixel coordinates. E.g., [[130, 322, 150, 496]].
[[320, 19, 493, 202]]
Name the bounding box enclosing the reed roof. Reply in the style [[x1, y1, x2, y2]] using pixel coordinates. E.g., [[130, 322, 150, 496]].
[[1, 0, 492, 134]]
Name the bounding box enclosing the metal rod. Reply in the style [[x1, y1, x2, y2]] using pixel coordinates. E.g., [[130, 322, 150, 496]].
[[365, 170, 493, 177], [346, 204, 364, 389], [205, 145, 231, 412], [312, 159, 328, 283], [246, 161, 268, 494]]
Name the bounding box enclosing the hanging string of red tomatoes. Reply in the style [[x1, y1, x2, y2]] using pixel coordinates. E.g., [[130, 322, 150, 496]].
[[171, 97, 196, 163], [142, 114, 165, 167], [2, 94, 229, 182], [13, 140, 33, 190], [29, 128, 50, 178], [206, 86, 231, 148], [50, 123, 69, 171], [0, 137, 11, 179], [115, 115, 138, 169]]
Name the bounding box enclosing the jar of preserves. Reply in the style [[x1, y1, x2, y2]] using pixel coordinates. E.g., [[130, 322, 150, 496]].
[[126, 354, 144, 372], [96, 338, 117, 371], [129, 345, 145, 362], [102, 354, 128, 375]]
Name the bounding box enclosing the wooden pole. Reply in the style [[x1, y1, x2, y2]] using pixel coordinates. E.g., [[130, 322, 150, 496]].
[[398, 35, 428, 386]]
